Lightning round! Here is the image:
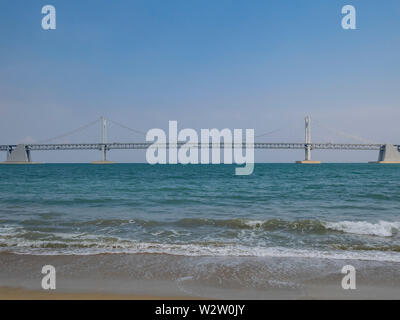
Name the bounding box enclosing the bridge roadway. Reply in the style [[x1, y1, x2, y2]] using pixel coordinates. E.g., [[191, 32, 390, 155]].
[[0, 142, 388, 152]]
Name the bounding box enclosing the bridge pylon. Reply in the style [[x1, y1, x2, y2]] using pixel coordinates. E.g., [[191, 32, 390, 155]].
[[296, 116, 321, 164], [0, 144, 40, 164], [92, 116, 114, 164], [369, 144, 400, 163]]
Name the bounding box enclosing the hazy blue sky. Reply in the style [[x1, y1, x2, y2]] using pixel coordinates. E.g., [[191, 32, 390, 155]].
[[0, 0, 399, 162]]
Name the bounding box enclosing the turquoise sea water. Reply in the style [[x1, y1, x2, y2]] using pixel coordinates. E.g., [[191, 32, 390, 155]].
[[0, 163, 400, 261]]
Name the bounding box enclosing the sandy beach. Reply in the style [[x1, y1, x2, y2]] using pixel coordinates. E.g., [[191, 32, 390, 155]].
[[2, 283, 399, 300], [0, 287, 195, 300], [2, 285, 400, 300], [1, 252, 399, 300]]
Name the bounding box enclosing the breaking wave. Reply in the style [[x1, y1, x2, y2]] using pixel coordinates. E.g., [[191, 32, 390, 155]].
[[175, 218, 400, 237], [1, 219, 399, 260], [1, 239, 400, 262], [2, 218, 400, 237], [324, 220, 400, 237]]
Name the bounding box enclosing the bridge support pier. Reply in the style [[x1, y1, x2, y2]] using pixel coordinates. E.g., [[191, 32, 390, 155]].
[[92, 145, 114, 164], [370, 144, 400, 163], [296, 116, 321, 164], [1, 144, 38, 164], [92, 116, 114, 164]]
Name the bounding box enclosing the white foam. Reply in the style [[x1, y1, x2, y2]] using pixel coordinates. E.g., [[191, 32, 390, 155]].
[[2, 240, 400, 263], [2, 220, 400, 262], [324, 220, 400, 237], [0, 225, 22, 236], [243, 220, 265, 228]]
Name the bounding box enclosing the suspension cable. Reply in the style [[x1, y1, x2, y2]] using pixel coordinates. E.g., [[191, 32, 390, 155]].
[[255, 127, 286, 139], [313, 119, 379, 144], [37, 118, 101, 144], [107, 119, 147, 136]]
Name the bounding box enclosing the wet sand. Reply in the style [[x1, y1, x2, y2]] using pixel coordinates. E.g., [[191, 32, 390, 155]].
[[1, 252, 399, 300]]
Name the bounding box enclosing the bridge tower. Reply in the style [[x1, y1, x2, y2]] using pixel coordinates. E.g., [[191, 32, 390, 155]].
[[1, 144, 36, 164], [296, 116, 321, 164], [305, 115, 311, 161], [92, 116, 114, 164], [101, 116, 107, 161], [370, 144, 400, 163]]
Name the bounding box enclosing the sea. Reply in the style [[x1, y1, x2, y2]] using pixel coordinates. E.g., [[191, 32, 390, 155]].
[[0, 163, 399, 297]]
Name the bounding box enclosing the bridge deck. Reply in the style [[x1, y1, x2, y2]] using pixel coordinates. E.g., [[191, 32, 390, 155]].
[[0, 142, 385, 151]]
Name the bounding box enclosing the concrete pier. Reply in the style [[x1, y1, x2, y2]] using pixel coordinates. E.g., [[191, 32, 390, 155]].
[[296, 160, 321, 164], [370, 144, 400, 163], [92, 160, 114, 164], [1, 144, 40, 164]]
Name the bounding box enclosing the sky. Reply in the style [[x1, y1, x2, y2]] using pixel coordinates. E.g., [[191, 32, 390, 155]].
[[0, 0, 399, 163]]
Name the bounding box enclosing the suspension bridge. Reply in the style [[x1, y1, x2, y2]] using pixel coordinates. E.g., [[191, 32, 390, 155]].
[[1, 116, 399, 164]]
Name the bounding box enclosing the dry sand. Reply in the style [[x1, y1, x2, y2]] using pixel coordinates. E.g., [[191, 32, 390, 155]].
[[0, 287, 195, 300]]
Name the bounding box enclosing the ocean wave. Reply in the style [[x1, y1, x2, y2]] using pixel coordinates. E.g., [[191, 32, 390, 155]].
[[1, 240, 400, 262], [324, 221, 400, 237], [1, 222, 400, 261], [68, 218, 161, 227], [176, 218, 400, 237], [2, 218, 400, 237], [176, 218, 328, 233], [14, 217, 327, 232]]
